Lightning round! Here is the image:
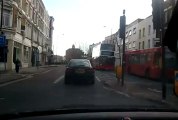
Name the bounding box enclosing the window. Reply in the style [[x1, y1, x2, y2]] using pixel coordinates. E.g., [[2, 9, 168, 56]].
[[26, 2, 29, 15], [148, 39, 150, 48], [125, 32, 128, 38], [154, 52, 161, 66], [139, 29, 141, 39], [129, 43, 131, 49], [101, 51, 114, 56], [26, 23, 32, 39], [168, 9, 173, 21], [133, 41, 136, 48], [17, 17, 21, 33], [148, 25, 151, 35], [143, 28, 145, 37], [131, 54, 140, 64], [24, 46, 29, 62], [125, 39, 128, 43], [139, 42, 141, 49], [142, 41, 144, 49], [129, 30, 132, 36], [133, 27, 136, 34], [3, 13, 11, 27], [140, 54, 147, 64], [33, 28, 38, 42], [34, 12, 37, 23], [29, 7, 33, 19], [165, 11, 168, 24]]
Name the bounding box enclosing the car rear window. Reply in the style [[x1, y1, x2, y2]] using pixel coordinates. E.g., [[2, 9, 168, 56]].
[[68, 60, 91, 67]]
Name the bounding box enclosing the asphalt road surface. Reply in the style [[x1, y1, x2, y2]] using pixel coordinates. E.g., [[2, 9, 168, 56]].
[[0, 65, 170, 115]]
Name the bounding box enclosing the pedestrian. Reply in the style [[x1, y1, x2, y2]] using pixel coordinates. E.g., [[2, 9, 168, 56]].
[[15, 59, 21, 73]]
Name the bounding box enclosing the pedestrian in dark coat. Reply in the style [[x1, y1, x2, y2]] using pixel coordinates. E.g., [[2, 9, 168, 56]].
[[15, 59, 21, 73]]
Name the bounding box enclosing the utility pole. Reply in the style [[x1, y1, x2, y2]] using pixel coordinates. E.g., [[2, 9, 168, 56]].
[[152, 0, 166, 99], [119, 10, 126, 86], [159, 0, 166, 100]]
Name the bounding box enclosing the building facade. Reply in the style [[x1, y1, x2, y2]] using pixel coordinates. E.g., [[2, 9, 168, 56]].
[[103, 32, 117, 45], [0, 0, 54, 71], [125, 19, 143, 51], [65, 45, 84, 62], [137, 15, 156, 50]]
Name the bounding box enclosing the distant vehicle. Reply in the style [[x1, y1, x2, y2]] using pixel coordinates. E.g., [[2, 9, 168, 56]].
[[125, 47, 176, 81], [64, 59, 95, 85], [92, 43, 115, 70]]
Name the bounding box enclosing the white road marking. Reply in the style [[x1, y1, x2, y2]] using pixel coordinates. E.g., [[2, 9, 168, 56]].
[[0, 75, 33, 88], [103, 86, 130, 98], [148, 88, 162, 93], [42, 69, 52, 74], [95, 76, 101, 82], [53, 75, 64, 84]]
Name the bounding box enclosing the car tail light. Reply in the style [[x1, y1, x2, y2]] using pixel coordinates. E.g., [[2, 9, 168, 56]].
[[86, 68, 94, 72], [66, 68, 73, 72]]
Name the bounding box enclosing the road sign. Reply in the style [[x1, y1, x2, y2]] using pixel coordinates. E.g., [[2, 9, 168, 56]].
[[0, 35, 6, 46]]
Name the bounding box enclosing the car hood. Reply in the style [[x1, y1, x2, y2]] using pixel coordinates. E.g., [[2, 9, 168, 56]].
[[1, 104, 178, 119]]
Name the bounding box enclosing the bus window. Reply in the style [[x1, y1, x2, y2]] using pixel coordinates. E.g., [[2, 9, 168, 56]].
[[154, 53, 161, 67], [147, 53, 152, 62], [131, 54, 140, 64], [140, 54, 147, 64]]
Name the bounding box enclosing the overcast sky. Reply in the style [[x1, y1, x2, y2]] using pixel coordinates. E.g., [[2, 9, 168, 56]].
[[42, 0, 152, 56]]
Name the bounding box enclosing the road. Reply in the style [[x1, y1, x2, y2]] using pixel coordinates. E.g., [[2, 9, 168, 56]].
[[0, 65, 172, 115]]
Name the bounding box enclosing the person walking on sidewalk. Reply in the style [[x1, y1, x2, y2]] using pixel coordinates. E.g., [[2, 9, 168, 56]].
[[15, 59, 21, 73]]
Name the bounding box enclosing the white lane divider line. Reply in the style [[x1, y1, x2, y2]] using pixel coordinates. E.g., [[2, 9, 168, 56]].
[[53, 75, 64, 84], [103, 86, 130, 98], [0, 75, 33, 87], [148, 88, 162, 93], [42, 69, 52, 74], [95, 76, 101, 82]]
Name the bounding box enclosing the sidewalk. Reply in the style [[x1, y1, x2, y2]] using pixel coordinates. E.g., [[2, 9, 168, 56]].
[[0, 65, 60, 84], [99, 71, 178, 108]]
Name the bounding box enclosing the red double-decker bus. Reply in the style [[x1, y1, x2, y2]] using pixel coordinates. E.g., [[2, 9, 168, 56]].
[[125, 47, 176, 81], [92, 43, 115, 70]]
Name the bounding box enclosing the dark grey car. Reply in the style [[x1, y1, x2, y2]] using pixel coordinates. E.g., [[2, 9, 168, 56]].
[[64, 59, 95, 85]]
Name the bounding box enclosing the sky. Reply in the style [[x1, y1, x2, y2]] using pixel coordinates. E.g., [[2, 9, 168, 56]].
[[42, 0, 152, 56]]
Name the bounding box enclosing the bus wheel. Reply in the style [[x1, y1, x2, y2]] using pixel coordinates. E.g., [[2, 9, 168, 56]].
[[145, 70, 150, 79]]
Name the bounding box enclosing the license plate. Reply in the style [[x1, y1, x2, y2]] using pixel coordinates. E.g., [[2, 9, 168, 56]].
[[75, 69, 85, 74]]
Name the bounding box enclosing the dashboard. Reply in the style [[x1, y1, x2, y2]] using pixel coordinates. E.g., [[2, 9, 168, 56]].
[[7, 111, 178, 120]]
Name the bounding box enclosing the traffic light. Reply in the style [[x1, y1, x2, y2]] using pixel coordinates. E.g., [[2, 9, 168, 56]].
[[163, 1, 178, 53], [152, 0, 164, 30], [119, 15, 126, 39]]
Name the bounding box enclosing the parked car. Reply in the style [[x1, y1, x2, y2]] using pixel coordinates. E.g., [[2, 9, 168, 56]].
[[64, 59, 95, 85]]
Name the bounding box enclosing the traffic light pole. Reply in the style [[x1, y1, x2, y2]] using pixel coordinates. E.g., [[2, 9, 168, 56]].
[[159, 3, 166, 100], [161, 28, 166, 100], [121, 34, 125, 86], [119, 10, 126, 86]]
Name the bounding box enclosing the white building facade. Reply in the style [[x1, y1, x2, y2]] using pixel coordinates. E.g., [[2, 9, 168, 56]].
[[137, 15, 156, 50], [0, 0, 54, 71]]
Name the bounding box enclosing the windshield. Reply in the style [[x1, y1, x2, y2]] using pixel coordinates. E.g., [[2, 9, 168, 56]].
[[68, 59, 91, 67], [0, 0, 178, 116]]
